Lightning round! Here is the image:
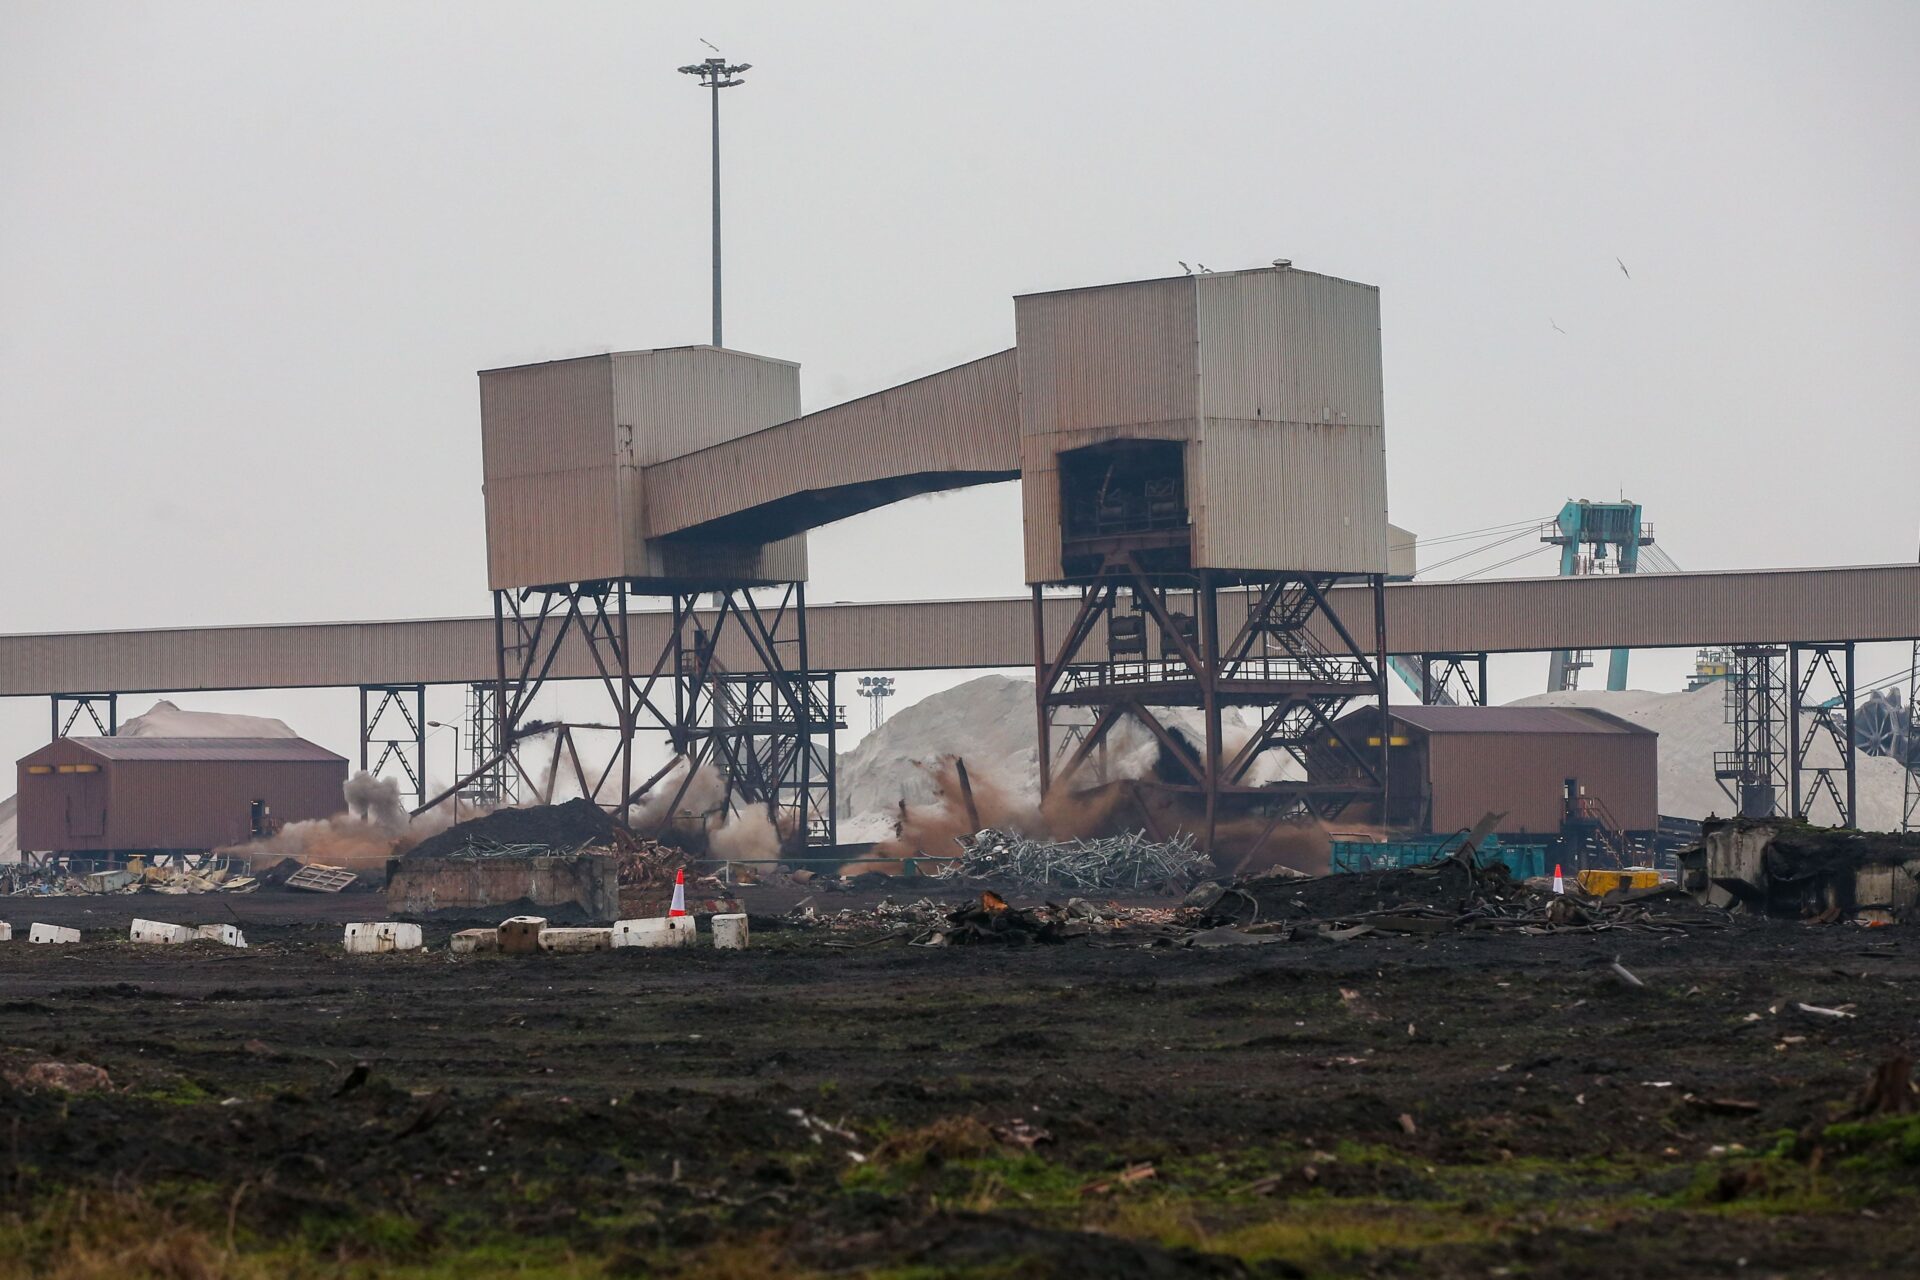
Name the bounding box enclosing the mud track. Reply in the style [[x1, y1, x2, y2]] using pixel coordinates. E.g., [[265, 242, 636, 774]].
[[1, 890, 1917, 1276]]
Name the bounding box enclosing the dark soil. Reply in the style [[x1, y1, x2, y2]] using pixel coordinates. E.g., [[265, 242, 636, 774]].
[[2, 885, 1919, 1277], [405, 797, 620, 859]]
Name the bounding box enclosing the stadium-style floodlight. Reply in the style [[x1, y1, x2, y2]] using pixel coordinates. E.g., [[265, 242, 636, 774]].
[[856, 674, 896, 734], [678, 53, 751, 347]]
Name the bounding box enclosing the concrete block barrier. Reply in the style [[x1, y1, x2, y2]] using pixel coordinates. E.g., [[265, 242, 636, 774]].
[[29, 924, 80, 945], [711, 913, 749, 950], [498, 916, 548, 954], [449, 928, 500, 954], [130, 919, 194, 945], [0, 922, 12, 942], [538, 927, 614, 953], [343, 922, 423, 954], [194, 924, 248, 948]]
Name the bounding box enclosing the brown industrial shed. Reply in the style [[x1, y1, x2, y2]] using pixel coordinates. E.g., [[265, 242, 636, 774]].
[[15, 737, 348, 857], [1325, 705, 1658, 839]]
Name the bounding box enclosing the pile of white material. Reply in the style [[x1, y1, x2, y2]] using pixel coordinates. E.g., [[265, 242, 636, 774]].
[[0, 700, 300, 864], [1513, 683, 1915, 829], [835, 674, 1302, 840], [837, 676, 1040, 837], [119, 699, 298, 738]]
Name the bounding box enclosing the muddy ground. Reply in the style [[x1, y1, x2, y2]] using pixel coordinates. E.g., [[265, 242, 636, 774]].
[[1, 888, 1918, 1277]]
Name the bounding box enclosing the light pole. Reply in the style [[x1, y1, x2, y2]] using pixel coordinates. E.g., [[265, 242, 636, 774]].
[[427, 721, 461, 823], [856, 675, 895, 735], [677, 52, 750, 347]]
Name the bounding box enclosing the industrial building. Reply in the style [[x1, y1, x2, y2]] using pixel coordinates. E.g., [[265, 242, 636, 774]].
[[15, 737, 347, 861], [0, 261, 1916, 855], [1320, 703, 1659, 858]]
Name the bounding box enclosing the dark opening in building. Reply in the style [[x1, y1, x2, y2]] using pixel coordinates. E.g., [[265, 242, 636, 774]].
[[1058, 440, 1189, 575]]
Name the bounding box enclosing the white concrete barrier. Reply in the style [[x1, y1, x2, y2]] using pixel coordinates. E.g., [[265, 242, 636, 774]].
[[538, 927, 614, 953], [612, 917, 671, 948], [29, 924, 80, 945], [130, 919, 194, 945], [194, 923, 248, 948], [613, 917, 696, 949], [498, 916, 547, 954], [449, 928, 500, 955], [711, 913, 749, 950], [0, 922, 12, 943], [342, 922, 422, 954]]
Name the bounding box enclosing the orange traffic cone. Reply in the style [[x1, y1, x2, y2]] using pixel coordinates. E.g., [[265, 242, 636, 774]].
[[1552, 863, 1565, 895], [668, 867, 688, 917]]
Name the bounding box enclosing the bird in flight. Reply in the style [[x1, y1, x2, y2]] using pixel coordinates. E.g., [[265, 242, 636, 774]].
[[699, 37, 719, 52], [1550, 318, 1567, 334], [1197, 263, 1213, 274], [1616, 257, 1631, 279], [1178, 261, 1192, 275]]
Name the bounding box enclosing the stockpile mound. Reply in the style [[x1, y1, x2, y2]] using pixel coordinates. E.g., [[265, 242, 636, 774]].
[[405, 798, 619, 859]]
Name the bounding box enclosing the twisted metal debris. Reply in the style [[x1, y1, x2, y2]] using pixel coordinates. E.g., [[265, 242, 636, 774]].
[[932, 829, 1212, 894]]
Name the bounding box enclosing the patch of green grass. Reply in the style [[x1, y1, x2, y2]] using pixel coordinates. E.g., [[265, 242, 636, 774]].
[[134, 1074, 218, 1105]]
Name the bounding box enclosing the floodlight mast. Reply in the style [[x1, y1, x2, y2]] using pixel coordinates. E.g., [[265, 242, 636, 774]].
[[677, 54, 750, 347]]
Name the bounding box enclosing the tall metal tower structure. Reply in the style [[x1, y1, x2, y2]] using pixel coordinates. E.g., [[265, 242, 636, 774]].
[[1542, 499, 1654, 692], [678, 50, 751, 347], [1713, 646, 1788, 819]]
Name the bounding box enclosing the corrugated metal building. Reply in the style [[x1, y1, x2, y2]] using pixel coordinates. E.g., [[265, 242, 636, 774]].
[[15, 737, 348, 856], [478, 346, 806, 590], [1015, 266, 1388, 583], [1323, 705, 1658, 839]]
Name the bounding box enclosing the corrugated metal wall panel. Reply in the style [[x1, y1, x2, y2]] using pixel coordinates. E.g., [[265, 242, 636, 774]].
[[480, 357, 622, 591], [1195, 269, 1384, 428], [611, 348, 801, 467], [642, 351, 1019, 538], [1192, 419, 1387, 574], [1014, 277, 1198, 436], [1426, 731, 1658, 836], [1, 567, 1915, 693]]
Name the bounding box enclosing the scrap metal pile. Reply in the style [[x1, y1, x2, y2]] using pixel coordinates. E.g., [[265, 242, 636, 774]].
[[930, 828, 1213, 895], [2, 861, 259, 898]]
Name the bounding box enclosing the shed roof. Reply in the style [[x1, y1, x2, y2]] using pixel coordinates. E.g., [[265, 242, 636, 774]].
[[1385, 706, 1653, 737], [29, 736, 347, 764]]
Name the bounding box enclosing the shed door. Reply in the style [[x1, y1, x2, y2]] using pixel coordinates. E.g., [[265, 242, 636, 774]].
[[65, 772, 106, 838]]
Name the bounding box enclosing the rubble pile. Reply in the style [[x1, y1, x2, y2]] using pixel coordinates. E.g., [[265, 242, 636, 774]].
[[405, 798, 619, 860], [2, 861, 258, 898], [783, 892, 1197, 946], [1682, 818, 1920, 922], [932, 829, 1213, 894]]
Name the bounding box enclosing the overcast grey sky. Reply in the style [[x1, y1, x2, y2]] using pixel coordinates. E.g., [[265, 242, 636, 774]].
[[3, 1, 1917, 773]]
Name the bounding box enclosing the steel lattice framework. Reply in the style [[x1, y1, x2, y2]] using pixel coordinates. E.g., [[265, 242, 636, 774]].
[[1033, 552, 1388, 857], [415, 581, 840, 852], [1714, 646, 1788, 819]]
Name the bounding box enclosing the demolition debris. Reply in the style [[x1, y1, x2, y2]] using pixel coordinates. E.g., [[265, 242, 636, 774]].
[[932, 829, 1212, 894]]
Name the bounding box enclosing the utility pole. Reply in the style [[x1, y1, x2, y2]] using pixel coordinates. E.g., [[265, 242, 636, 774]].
[[678, 51, 750, 347]]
